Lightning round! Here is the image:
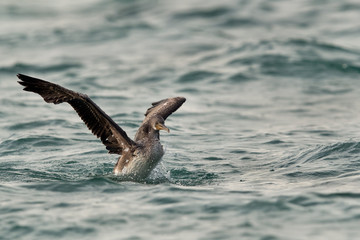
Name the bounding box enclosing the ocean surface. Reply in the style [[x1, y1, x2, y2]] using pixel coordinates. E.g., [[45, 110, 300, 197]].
[[1, 0, 360, 239]]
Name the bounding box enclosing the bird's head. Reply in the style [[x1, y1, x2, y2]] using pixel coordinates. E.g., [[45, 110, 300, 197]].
[[150, 116, 169, 133]]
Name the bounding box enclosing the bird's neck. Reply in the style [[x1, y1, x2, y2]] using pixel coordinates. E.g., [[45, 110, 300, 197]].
[[134, 125, 160, 142], [147, 129, 160, 140]]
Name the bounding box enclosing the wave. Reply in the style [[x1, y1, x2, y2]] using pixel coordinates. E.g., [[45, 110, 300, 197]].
[[0, 62, 82, 74], [277, 141, 360, 181], [220, 17, 260, 28], [177, 70, 220, 83], [0, 135, 72, 157], [173, 6, 231, 19], [226, 38, 360, 82], [228, 53, 360, 78], [8, 119, 70, 131]]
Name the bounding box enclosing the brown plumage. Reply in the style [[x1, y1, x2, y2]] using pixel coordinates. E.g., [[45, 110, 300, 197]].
[[17, 74, 186, 180]]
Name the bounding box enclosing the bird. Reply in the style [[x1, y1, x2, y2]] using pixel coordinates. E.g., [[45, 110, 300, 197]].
[[17, 74, 186, 181]]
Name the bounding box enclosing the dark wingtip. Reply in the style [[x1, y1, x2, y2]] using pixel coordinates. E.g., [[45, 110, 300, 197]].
[[17, 74, 30, 83], [17, 74, 25, 86], [16, 74, 46, 87], [16, 74, 40, 91], [17, 80, 25, 86]]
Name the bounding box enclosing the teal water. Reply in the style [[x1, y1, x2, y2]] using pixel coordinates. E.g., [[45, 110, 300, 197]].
[[1, 0, 360, 239]]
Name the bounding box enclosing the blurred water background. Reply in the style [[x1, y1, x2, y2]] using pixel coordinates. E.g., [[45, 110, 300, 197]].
[[1, 0, 360, 239]]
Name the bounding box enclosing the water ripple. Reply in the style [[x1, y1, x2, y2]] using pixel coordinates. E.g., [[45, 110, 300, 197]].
[[173, 6, 232, 19], [177, 70, 220, 83], [277, 142, 360, 183], [0, 62, 82, 74], [9, 119, 70, 131], [2, 0, 360, 239]]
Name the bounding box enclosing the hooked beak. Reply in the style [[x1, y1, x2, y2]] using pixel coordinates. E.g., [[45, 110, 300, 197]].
[[155, 123, 170, 133]]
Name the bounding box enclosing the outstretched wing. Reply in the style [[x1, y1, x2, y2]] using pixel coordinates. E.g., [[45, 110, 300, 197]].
[[17, 73, 135, 154], [144, 97, 186, 121]]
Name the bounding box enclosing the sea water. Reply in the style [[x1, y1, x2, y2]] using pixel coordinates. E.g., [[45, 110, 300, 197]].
[[1, 0, 360, 239]]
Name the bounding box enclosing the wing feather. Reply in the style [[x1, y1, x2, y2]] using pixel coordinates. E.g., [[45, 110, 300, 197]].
[[17, 73, 135, 154], [144, 97, 186, 121]]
